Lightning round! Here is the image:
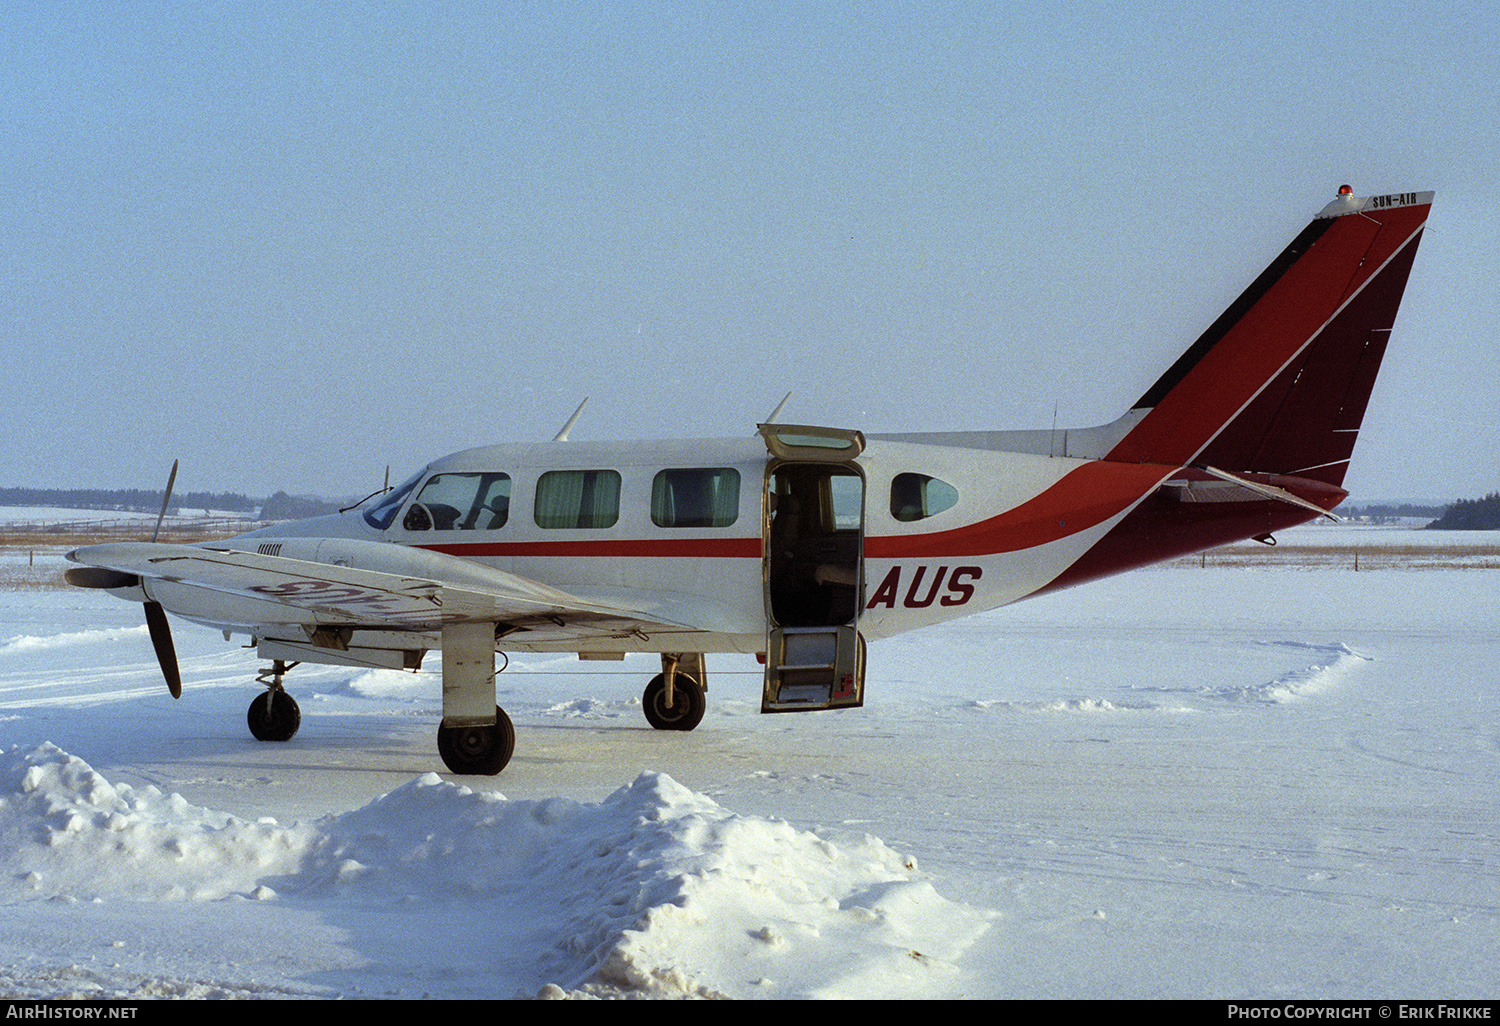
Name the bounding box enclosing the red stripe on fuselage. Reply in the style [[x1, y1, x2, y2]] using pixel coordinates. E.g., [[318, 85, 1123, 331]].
[[868, 461, 1175, 558], [415, 461, 1173, 564], [417, 537, 763, 560]]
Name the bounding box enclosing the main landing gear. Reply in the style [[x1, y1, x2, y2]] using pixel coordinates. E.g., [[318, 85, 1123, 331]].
[[642, 653, 706, 732], [241, 653, 518, 775], [437, 706, 516, 776]]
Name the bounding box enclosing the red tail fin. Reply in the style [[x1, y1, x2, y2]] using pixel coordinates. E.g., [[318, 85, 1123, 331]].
[[1108, 189, 1432, 486], [1037, 189, 1433, 595]]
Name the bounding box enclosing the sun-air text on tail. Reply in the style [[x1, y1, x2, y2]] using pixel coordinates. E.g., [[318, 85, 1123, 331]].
[[65, 186, 1434, 775]]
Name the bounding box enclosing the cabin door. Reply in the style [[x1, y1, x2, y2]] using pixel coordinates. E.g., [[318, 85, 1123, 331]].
[[758, 424, 866, 713]]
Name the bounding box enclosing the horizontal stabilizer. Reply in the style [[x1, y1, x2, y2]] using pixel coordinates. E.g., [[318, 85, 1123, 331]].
[[1195, 465, 1341, 520]]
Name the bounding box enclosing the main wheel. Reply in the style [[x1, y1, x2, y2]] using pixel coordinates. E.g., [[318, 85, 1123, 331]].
[[247, 689, 301, 742], [642, 673, 705, 732], [437, 706, 515, 775]]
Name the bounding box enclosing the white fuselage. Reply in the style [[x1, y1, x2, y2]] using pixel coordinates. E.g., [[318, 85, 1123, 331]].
[[204, 431, 1175, 659]]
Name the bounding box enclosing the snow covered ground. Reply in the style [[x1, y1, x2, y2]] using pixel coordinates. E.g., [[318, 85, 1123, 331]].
[[0, 527, 1496, 999], [0, 506, 259, 530]]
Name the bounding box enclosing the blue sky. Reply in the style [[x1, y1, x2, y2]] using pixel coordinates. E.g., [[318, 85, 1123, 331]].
[[3, 2, 1496, 501]]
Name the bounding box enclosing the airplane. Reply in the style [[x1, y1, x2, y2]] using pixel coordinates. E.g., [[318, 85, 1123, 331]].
[[64, 186, 1433, 775]]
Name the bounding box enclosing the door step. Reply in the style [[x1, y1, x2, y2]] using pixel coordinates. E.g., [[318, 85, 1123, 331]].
[[762, 626, 865, 713]]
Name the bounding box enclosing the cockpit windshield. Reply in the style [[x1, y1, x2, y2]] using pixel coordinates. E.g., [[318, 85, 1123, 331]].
[[361, 470, 424, 530]]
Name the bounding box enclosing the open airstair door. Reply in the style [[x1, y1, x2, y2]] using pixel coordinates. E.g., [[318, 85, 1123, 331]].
[[758, 424, 867, 713]]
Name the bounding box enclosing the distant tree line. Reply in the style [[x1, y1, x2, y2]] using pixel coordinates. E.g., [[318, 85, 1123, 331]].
[[1425, 492, 1500, 530], [0, 486, 257, 515], [0, 486, 345, 520], [259, 492, 344, 520], [1335, 502, 1445, 523]]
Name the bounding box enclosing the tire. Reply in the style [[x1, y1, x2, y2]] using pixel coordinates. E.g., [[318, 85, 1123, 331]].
[[437, 706, 515, 775], [247, 690, 301, 742], [642, 673, 706, 732]]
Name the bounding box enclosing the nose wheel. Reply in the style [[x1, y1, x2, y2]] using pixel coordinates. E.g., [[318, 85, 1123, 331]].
[[247, 659, 301, 742]]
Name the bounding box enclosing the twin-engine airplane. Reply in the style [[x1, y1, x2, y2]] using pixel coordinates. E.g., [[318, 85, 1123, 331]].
[[66, 187, 1433, 775]]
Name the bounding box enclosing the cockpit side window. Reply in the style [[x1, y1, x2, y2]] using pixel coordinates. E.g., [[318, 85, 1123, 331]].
[[362, 472, 423, 530], [890, 473, 959, 522], [402, 472, 512, 532]]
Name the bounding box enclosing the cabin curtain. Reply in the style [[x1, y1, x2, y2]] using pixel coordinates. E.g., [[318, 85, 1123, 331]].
[[535, 470, 620, 529]]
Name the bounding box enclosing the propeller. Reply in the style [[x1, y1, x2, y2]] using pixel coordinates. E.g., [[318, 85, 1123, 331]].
[[146, 461, 183, 699], [144, 598, 182, 699]]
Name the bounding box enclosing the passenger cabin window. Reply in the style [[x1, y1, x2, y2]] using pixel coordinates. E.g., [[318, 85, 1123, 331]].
[[890, 473, 959, 522], [402, 472, 511, 531], [534, 469, 621, 529], [651, 468, 740, 528]]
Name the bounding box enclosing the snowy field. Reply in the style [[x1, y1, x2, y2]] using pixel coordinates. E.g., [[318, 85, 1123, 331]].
[[0, 527, 1496, 999], [0, 507, 259, 546]]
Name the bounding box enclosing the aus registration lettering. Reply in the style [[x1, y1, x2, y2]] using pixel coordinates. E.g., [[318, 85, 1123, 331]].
[[866, 565, 982, 609]]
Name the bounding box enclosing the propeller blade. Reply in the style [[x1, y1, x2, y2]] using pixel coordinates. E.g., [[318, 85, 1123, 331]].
[[152, 459, 179, 543], [143, 600, 182, 699]]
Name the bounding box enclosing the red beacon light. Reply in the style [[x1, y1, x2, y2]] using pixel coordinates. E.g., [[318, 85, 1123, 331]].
[[1338, 184, 1354, 196]]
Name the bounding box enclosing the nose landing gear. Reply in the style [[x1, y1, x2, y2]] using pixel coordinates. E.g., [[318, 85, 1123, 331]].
[[247, 659, 301, 742]]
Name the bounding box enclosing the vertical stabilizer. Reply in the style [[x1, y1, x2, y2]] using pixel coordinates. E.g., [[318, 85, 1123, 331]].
[[1108, 188, 1433, 486]]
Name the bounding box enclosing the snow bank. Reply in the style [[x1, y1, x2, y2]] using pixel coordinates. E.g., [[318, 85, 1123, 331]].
[[1240, 641, 1370, 703], [0, 743, 314, 903], [0, 626, 149, 656], [0, 743, 990, 999]]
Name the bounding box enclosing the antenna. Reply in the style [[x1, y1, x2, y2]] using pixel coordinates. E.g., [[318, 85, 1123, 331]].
[[762, 391, 793, 425], [339, 465, 393, 513], [553, 398, 589, 441]]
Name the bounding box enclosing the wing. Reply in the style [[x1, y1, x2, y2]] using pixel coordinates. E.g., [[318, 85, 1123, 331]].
[[66, 538, 757, 647]]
